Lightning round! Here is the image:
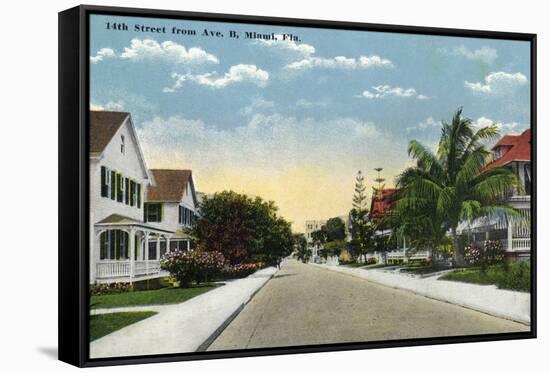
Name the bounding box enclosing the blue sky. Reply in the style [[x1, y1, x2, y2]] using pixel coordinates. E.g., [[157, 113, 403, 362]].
[[90, 14, 531, 231]]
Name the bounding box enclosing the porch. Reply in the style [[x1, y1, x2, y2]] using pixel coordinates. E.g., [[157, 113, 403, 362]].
[[90, 214, 193, 283]]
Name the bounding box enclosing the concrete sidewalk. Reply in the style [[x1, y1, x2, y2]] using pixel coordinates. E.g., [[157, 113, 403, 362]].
[[90, 266, 278, 358], [313, 264, 530, 325]]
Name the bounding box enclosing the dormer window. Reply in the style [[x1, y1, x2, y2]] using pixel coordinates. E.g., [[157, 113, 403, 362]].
[[121, 135, 125, 154], [494, 147, 501, 160]]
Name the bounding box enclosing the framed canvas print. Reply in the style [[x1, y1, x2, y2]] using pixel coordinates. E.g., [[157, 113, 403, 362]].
[[58, 4, 536, 367]]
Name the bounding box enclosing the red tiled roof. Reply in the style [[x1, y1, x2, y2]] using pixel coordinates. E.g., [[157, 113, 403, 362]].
[[370, 188, 399, 221], [90, 111, 130, 154], [147, 169, 192, 202], [484, 129, 531, 171]]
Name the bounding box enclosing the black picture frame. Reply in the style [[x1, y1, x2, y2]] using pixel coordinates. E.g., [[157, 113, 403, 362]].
[[59, 4, 537, 368]]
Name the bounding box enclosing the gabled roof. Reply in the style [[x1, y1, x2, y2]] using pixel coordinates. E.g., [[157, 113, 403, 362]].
[[370, 188, 399, 221], [484, 129, 531, 171], [90, 111, 130, 154], [89, 110, 155, 185], [147, 169, 194, 203]]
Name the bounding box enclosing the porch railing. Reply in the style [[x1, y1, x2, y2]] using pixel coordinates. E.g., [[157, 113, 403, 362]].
[[96, 260, 162, 279]]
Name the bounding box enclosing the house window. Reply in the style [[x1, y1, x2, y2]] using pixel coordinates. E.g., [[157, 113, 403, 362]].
[[99, 230, 129, 260], [145, 203, 162, 222], [124, 177, 130, 205], [524, 163, 531, 195], [121, 135, 125, 154], [170, 240, 190, 251], [130, 180, 136, 207], [148, 241, 157, 260], [494, 147, 501, 160]]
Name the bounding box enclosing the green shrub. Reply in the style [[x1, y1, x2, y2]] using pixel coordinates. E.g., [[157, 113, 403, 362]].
[[90, 282, 133, 296], [161, 250, 225, 287]]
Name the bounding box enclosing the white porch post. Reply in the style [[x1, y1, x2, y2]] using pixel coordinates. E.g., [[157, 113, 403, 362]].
[[166, 237, 171, 254], [90, 228, 96, 284], [143, 233, 149, 261], [129, 228, 136, 283], [186, 239, 190, 252], [145, 233, 150, 275], [507, 219, 513, 251]]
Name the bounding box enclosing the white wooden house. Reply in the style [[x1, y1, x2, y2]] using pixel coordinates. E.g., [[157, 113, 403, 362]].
[[458, 129, 532, 260], [144, 169, 199, 255]]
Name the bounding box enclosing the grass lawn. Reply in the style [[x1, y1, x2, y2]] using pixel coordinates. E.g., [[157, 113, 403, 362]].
[[90, 311, 157, 342], [439, 262, 530, 292], [91, 284, 220, 309]]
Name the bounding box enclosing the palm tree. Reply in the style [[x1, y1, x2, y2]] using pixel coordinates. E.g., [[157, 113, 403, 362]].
[[395, 108, 521, 266]]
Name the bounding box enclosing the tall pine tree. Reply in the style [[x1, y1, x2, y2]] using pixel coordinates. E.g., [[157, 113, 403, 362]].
[[352, 170, 367, 211], [349, 170, 375, 260]]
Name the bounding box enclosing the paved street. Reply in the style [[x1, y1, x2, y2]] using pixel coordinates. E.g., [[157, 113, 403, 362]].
[[208, 260, 528, 350]]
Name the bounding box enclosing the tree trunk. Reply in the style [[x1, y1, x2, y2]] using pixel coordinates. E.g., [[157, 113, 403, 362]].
[[451, 227, 465, 267]]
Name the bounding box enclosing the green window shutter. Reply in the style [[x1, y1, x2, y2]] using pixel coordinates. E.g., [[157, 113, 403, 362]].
[[100, 166, 108, 197], [110, 170, 116, 200], [137, 183, 142, 208], [117, 173, 123, 202], [125, 177, 130, 205], [159, 204, 163, 221]]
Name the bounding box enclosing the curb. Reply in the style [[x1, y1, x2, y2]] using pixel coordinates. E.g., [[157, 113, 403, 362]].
[[311, 264, 530, 325], [195, 267, 279, 352]]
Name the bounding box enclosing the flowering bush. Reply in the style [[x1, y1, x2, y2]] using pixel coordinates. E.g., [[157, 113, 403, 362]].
[[464, 240, 504, 268], [161, 250, 225, 287], [483, 240, 505, 265], [90, 282, 133, 296], [464, 244, 482, 266], [221, 262, 262, 279]]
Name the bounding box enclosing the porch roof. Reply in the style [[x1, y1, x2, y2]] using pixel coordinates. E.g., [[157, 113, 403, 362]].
[[172, 230, 193, 239], [95, 214, 174, 234]]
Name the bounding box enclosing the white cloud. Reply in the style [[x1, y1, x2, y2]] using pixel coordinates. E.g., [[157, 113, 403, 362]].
[[89, 100, 125, 111], [138, 114, 383, 175], [406, 117, 441, 132], [286, 55, 393, 70], [465, 71, 528, 94], [359, 85, 428, 100], [407, 115, 524, 136], [295, 98, 328, 108], [164, 64, 269, 91], [240, 97, 275, 115], [453, 45, 498, 64], [254, 35, 315, 57], [90, 39, 219, 65], [471, 117, 522, 135], [90, 48, 116, 64]]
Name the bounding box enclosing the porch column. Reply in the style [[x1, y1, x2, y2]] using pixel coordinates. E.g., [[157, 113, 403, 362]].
[[507, 219, 513, 251], [144, 233, 150, 275], [186, 239, 190, 252], [143, 233, 149, 261], [166, 237, 171, 255], [90, 224, 99, 284], [156, 236, 161, 260], [129, 228, 136, 283]]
